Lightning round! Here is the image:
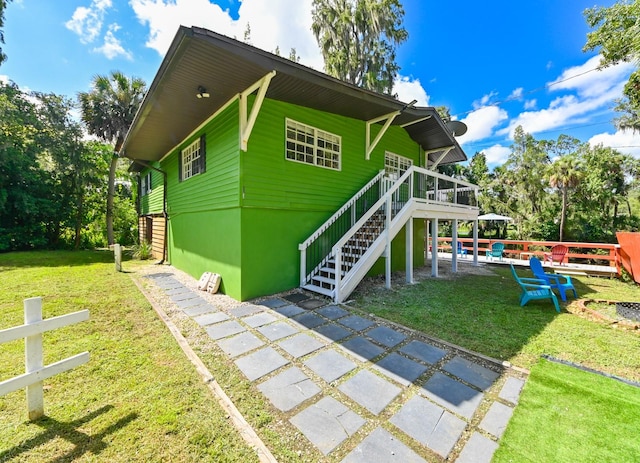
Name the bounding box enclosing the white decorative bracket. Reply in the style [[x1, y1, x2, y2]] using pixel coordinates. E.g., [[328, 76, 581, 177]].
[[425, 146, 454, 170], [239, 70, 277, 152], [365, 110, 401, 160]]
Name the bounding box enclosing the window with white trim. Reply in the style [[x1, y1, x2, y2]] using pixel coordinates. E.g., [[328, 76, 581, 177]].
[[180, 135, 206, 181], [141, 172, 152, 195], [285, 119, 341, 170], [385, 152, 413, 180]]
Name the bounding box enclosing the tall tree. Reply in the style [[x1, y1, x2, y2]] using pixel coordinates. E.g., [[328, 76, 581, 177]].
[[584, 0, 640, 132], [311, 0, 408, 94], [549, 153, 582, 241], [78, 71, 146, 245], [0, 0, 12, 65]]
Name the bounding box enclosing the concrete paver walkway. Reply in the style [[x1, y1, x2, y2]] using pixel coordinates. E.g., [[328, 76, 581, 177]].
[[144, 272, 527, 462]]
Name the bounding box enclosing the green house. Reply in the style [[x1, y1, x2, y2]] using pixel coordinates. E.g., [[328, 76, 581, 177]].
[[122, 26, 479, 302]]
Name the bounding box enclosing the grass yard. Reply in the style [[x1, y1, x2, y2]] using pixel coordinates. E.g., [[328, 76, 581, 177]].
[[0, 251, 258, 462]]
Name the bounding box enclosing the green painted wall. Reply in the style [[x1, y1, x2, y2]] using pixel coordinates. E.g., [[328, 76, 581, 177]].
[[139, 164, 164, 215], [154, 95, 430, 300]]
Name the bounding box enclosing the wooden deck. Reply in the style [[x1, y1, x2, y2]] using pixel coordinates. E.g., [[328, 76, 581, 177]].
[[434, 251, 617, 278]]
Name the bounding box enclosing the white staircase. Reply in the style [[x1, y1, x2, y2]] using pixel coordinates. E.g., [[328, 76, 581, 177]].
[[299, 166, 479, 302]]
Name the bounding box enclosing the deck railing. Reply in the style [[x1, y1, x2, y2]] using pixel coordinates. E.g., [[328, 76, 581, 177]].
[[299, 166, 480, 288], [436, 237, 620, 268]]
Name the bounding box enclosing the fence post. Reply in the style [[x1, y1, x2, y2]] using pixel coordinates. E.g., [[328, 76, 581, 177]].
[[24, 297, 44, 420], [114, 244, 122, 272]]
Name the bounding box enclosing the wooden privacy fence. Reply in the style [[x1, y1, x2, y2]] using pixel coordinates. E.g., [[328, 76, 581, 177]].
[[0, 297, 89, 420]]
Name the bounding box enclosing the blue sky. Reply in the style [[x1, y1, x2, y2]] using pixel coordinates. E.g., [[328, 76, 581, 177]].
[[3, 0, 639, 167]]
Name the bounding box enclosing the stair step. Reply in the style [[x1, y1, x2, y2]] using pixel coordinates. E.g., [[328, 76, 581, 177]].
[[302, 284, 334, 297], [312, 275, 335, 285]]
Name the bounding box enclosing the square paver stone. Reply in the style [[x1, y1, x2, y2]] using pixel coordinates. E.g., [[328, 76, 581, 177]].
[[455, 432, 499, 463], [257, 321, 300, 341], [316, 305, 349, 320], [297, 298, 326, 310], [374, 353, 428, 386], [284, 293, 310, 303], [443, 356, 500, 391], [273, 304, 306, 318], [176, 297, 207, 309], [400, 340, 447, 365], [147, 272, 174, 279], [170, 291, 200, 302], [340, 337, 385, 362], [229, 304, 265, 318], [390, 395, 466, 459], [304, 350, 356, 383], [242, 312, 279, 328], [292, 312, 326, 329], [217, 331, 265, 357], [255, 298, 287, 309], [341, 427, 427, 463], [183, 304, 217, 317], [290, 396, 365, 455], [257, 367, 321, 411], [278, 333, 325, 358], [338, 315, 375, 331], [480, 401, 514, 438], [194, 311, 230, 326], [315, 323, 351, 342], [420, 372, 484, 420], [164, 286, 193, 296], [366, 326, 406, 348], [206, 320, 246, 340], [339, 370, 401, 415], [234, 347, 290, 381], [499, 377, 526, 404]]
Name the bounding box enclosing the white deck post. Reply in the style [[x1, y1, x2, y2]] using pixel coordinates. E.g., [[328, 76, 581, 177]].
[[24, 297, 44, 420], [473, 220, 479, 266], [385, 197, 392, 289], [452, 219, 458, 273], [431, 219, 439, 277], [406, 218, 414, 284]]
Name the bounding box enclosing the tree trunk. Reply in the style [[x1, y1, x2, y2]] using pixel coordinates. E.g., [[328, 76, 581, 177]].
[[107, 154, 117, 245], [559, 189, 567, 242], [74, 193, 83, 250]]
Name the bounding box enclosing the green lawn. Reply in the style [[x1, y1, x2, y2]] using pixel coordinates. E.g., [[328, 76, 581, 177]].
[[0, 251, 258, 462]]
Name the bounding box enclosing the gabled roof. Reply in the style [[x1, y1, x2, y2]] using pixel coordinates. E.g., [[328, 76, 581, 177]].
[[122, 26, 467, 167]]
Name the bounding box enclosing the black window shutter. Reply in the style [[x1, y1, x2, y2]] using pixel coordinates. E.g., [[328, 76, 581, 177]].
[[178, 150, 183, 182], [200, 134, 207, 174]]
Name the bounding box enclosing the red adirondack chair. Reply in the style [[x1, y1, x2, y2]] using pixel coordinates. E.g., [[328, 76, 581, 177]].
[[544, 244, 568, 266]]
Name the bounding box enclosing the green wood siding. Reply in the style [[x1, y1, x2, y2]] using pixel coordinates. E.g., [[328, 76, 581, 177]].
[[139, 164, 164, 215], [156, 96, 428, 300]]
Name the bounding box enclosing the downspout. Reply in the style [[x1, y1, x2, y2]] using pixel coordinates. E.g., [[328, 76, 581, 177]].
[[129, 159, 169, 265]]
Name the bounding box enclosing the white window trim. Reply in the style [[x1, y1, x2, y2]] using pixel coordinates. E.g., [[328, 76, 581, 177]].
[[285, 118, 341, 171], [141, 172, 152, 196], [181, 138, 202, 181], [385, 151, 413, 181]]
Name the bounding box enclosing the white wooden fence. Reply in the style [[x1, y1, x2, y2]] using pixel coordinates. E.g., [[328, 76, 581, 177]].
[[0, 297, 89, 420]]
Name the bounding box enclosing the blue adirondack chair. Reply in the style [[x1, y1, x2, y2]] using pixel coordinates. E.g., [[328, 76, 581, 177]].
[[457, 241, 467, 258], [486, 242, 505, 261], [529, 257, 577, 302], [510, 264, 560, 312]]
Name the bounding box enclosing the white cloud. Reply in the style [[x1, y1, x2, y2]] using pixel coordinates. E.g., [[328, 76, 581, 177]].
[[93, 23, 133, 60], [509, 87, 523, 100], [0, 74, 8, 84], [589, 129, 640, 158], [497, 56, 633, 139], [65, 0, 112, 44], [129, 0, 323, 70], [456, 105, 508, 145], [482, 144, 511, 166], [524, 99, 537, 110], [393, 75, 429, 106], [472, 91, 498, 110]]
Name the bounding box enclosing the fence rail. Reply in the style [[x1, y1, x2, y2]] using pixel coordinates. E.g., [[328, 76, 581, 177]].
[[0, 297, 89, 420]]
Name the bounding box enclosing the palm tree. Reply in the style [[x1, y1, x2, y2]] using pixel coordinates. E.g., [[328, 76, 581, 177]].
[[549, 154, 581, 241], [78, 71, 146, 245]]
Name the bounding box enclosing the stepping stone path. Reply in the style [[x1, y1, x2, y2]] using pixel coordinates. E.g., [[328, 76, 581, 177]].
[[144, 272, 528, 462]]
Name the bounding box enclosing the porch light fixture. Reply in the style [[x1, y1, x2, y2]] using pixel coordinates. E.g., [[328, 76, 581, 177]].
[[196, 86, 210, 99]]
